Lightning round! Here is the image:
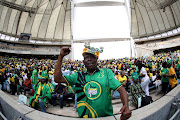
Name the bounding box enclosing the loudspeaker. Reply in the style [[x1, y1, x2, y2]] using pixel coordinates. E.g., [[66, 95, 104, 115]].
[[19, 33, 31, 42]]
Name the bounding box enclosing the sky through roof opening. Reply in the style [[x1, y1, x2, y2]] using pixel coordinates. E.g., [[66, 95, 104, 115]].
[[72, 0, 133, 60], [73, 1, 130, 40]]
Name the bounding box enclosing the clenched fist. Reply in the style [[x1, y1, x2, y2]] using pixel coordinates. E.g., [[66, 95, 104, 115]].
[[60, 47, 71, 57]]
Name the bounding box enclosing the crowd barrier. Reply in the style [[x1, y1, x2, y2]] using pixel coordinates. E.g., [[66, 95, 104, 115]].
[[0, 85, 180, 120]]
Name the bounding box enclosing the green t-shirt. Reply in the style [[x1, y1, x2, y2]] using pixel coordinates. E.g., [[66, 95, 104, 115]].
[[64, 68, 122, 118], [161, 68, 169, 82], [176, 63, 180, 74], [147, 62, 152, 67], [32, 69, 38, 85], [136, 67, 139, 72]]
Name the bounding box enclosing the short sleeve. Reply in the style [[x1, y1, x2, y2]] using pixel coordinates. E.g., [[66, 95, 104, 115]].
[[106, 68, 122, 91], [64, 72, 78, 86]]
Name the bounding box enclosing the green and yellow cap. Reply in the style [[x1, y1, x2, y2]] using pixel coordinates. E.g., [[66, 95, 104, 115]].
[[132, 75, 138, 81], [82, 43, 103, 58]]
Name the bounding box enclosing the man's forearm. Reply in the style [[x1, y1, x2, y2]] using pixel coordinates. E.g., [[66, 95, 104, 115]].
[[54, 55, 63, 83], [35, 81, 39, 88], [118, 86, 129, 108], [139, 74, 145, 77]]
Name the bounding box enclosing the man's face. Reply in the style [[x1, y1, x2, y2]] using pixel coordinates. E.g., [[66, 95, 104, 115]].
[[121, 72, 125, 76], [134, 79, 138, 83], [83, 53, 97, 70], [41, 78, 46, 84]]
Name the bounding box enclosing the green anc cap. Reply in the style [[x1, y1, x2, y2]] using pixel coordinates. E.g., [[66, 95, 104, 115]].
[[132, 75, 138, 81], [167, 60, 172, 65], [175, 58, 179, 63]]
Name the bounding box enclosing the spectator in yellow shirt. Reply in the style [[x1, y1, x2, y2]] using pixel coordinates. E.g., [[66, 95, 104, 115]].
[[168, 62, 177, 91], [118, 71, 128, 87]]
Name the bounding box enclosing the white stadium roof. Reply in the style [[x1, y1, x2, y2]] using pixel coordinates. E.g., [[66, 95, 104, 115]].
[[0, 0, 180, 43], [0, 0, 71, 43], [131, 0, 180, 39]]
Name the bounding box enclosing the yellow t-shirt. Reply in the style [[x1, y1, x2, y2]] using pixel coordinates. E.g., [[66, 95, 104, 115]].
[[10, 77, 15, 83], [115, 74, 120, 79], [118, 64, 122, 70], [169, 67, 177, 88]]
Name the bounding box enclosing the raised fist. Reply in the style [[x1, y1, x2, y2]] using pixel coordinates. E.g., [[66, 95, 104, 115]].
[[60, 47, 71, 57]]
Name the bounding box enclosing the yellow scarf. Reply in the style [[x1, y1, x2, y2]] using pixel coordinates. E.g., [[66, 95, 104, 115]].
[[32, 83, 45, 107], [47, 83, 54, 93]]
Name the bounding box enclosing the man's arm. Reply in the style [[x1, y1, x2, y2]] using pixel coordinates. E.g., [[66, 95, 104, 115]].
[[139, 74, 145, 78], [118, 86, 132, 120], [34, 79, 40, 88], [54, 47, 70, 84]]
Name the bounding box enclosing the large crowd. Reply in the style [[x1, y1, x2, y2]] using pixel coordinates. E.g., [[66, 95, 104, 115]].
[[0, 50, 180, 112]]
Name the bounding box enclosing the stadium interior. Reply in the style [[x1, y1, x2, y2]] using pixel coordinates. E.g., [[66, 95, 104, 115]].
[[0, 0, 180, 120]]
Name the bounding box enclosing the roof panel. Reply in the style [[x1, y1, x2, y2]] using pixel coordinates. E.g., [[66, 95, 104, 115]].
[[3, 6, 12, 32], [46, 5, 61, 39], [17, 12, 29, 35], [131, 0, 180, 38], [0, 0, 71, 42], [31, 14, 43, 38], [0, 6, 8, 31], [7, 9, 18, 33]]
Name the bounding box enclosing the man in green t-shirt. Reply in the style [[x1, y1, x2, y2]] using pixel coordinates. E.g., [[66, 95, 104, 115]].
[[31, 66, 38, 85], [42, 67, 49, 78], [161, 62, 170, 95], [54, 44, 131, 119], [176, 62, 180, 79]]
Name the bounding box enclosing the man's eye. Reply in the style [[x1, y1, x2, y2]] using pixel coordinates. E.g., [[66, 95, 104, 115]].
[[84, 57, 88, 59]]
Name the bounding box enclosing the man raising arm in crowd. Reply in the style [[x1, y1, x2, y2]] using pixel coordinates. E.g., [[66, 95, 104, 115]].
[[54, 45, 131, 119]]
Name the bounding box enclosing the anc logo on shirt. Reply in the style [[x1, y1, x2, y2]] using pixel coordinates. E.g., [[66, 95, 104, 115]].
[[83, 81, 102, 100]]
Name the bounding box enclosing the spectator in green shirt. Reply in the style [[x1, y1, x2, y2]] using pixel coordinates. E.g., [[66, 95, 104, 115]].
[[31, 66, 38, 85], [175, 61, 180, 80], [54, 46, 131, 119], [41, 67, 48, 79], [161, 62, 170, 95]]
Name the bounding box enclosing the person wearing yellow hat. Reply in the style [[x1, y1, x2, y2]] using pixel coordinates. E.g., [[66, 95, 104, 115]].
[[54, 44, 131, 119]]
